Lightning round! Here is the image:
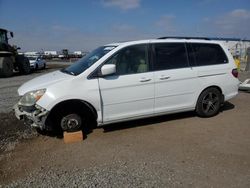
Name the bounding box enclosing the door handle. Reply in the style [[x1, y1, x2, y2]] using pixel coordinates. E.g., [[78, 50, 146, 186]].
[[159, 76, 170, 80], [139, 78, 151, 82]]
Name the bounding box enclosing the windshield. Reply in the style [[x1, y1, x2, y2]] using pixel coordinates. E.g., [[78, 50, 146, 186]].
[[61, 46, 116, 76], [27, 56, 37, 60]]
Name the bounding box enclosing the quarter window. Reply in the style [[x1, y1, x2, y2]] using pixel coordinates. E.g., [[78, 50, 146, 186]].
[[154, 43, 188, 70], [191, 43, 228, 66]]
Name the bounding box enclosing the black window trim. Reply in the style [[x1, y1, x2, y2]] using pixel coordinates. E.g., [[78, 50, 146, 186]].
[[184, 43, 191, 68], [186, 42, 197, 67], [88, 43, 152, 79]]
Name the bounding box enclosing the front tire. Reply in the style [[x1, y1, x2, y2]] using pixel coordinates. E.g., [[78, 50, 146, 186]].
[[48, 102, 96, 135], [196, 88, 222, 117]]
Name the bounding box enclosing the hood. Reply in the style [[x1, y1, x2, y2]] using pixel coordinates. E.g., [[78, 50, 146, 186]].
[[18, 70, 72, 95]]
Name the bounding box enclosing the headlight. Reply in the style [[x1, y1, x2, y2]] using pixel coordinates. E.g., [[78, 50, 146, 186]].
[[18, 89, 46, 106]]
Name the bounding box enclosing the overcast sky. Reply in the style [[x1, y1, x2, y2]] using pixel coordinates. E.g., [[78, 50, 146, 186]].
[[0, 0, 250, 52]]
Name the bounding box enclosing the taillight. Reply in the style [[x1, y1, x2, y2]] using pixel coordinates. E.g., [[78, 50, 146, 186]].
[[232, 68, 238, 78]]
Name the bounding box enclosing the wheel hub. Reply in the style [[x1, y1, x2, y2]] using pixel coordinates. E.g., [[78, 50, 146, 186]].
[[61, 114, 82, 131], [67, 119, 79, 129], [202, 92, 219, 113]]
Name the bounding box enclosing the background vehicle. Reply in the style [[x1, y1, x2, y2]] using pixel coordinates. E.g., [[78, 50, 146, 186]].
[[0, 28, 30, 77], [28, 56, 46, 70]]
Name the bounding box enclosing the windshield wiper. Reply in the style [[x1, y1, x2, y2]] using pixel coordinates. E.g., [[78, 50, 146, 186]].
[[61, 68, 75, 76]]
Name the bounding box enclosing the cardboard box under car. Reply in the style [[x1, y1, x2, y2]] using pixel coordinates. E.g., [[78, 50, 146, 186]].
[[63, 131, 84, 143]]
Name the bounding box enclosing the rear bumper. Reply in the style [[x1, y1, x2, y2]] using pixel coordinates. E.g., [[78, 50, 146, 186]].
[[224, 91, 238, 101], [14, 104, 49, 130]]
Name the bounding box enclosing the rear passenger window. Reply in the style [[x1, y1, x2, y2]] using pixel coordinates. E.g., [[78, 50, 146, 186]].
[[191, 43, 228, 66], [154, 43, 188, 70]]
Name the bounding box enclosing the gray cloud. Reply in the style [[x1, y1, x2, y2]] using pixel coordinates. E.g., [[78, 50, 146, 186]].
[[111, 24, 137, 33], [9, 25, 109, 52], [202, 9, 250, 38], [154, 9, 250, 39], [9, 8, 250, 52], [155, 15, 177, 34], [10, 24, 148, 52], [101, 0, 141, 10]]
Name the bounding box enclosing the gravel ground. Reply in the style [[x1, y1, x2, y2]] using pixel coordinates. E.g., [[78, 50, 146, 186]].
[[0, 62, 250, 187], [5, 161, 181, 187], [0, 113, 37, 156]]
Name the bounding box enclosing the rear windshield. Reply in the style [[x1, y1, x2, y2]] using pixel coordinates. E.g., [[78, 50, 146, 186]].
[[61, 46, 116, 76]]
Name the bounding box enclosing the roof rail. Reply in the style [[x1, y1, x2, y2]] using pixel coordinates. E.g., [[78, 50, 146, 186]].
[[210, 37, 241, 41], [157, 36, 211, 40]]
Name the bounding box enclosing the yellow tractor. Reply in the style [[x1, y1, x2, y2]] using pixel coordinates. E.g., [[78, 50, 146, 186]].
[[0, 28, 30, 77]]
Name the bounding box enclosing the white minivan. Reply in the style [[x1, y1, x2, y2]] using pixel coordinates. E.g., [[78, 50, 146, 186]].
[[14, 37, 239, 132]]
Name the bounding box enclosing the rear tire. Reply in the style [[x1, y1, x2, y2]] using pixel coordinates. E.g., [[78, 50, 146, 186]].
[[43, 63, 46, 69], [0, 57, 14, 77], [196, 88, 222, 117], [16, 55, 31, 74]]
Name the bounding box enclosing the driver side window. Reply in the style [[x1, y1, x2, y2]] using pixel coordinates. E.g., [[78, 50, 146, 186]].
[[105, 44, 149, 75]]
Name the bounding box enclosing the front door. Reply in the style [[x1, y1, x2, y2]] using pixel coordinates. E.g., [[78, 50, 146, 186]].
[[98, 44, 154, 122]]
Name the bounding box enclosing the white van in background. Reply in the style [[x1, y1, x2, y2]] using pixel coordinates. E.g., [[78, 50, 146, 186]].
[[14, 37, 239, 133], [27, 56, 46, 70]]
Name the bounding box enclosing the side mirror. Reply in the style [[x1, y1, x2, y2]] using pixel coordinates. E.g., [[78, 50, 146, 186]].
[[10, 32, 14, 38], [101, 64, 116, 76]]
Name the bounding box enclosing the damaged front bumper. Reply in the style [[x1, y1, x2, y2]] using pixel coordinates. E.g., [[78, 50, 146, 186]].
[[14, 103, 49, 130]]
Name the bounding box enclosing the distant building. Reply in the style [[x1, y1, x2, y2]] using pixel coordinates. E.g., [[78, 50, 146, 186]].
[[213, 38, 250, 58], [73, 51, 88, 58], [73, 51, 82, 55], [25, 51, 39, 56], [44, 51, 58, 56]]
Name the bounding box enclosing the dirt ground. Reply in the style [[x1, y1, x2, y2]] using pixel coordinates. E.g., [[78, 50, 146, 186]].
[[0, 64, 250, 187]]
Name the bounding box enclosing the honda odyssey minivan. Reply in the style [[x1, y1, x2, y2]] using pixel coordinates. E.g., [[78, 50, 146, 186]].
[[14, 37, 239, 132]]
